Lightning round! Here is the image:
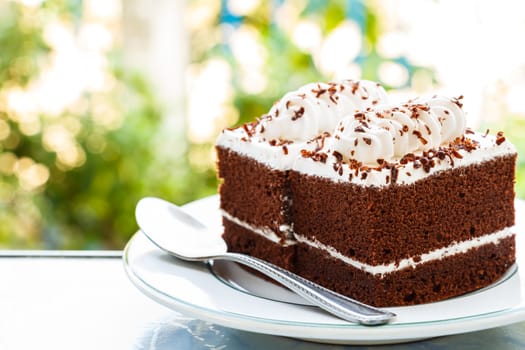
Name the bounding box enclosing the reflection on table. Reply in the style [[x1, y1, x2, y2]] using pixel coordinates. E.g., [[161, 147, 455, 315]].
[[1, 253, 525, 350]]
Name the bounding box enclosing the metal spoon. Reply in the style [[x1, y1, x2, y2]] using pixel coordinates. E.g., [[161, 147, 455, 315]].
[[135, 197, 396, 325]]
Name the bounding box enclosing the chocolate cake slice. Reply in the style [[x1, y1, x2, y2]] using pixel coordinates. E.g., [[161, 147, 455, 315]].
[[216, 80, 517, 307]]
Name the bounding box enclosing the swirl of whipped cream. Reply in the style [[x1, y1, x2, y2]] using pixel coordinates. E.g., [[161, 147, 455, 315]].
[[255, 80, 388, 141], [420, 95, 466, 142], [325, 95, 466, 164]]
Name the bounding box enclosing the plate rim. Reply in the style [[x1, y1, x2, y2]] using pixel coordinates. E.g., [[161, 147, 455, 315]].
[[123, 195, 525, 344]]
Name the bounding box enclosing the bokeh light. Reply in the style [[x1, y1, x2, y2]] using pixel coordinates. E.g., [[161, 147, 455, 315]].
[[318, 21, 362, 76], [2, 0, 525, 250]]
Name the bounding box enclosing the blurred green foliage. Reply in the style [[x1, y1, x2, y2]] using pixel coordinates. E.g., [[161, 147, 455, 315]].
[[0, 1, 216, 249], [2, 0, 521, 250]]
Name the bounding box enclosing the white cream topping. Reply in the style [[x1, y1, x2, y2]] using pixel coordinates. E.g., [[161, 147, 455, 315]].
[[216, 131, 311, 169], [221, 207, 515, 277], [326, 96, 467, 165], [293, 132, 516, 186], [218, 130, 517, 186], [295, 227, 514, 277], [256, 80, 389, 142], [216, 79, 517, 184]]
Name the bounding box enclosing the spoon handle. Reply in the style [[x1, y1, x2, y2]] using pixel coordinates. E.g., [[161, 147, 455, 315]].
[[221, 252, 396, 325]]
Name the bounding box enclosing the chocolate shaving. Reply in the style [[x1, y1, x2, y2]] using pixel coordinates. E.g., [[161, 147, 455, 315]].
[[332, 151, 343, 162], [452, 95, 464, 108], [496, 131, 505, 145], [308, 132, 330, 152], [351, 81, 359, 94], [242, 122, 257, 137], [311, 84, 327, 98], [313, 152, 328, 163], [333, 162, 344, 176], [354, 112, 366, 121], [399, 153, 415, 165], [332, 150, 344, 175], [390, 166, 399, 184], [412, 130, 428, 145], [291, 107, 305, 121], [451, 149, 463, 159], [301, 149, 328, 163]]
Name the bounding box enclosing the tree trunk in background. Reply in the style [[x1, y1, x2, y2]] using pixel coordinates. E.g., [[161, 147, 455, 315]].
[[122, 0, 188, 157]]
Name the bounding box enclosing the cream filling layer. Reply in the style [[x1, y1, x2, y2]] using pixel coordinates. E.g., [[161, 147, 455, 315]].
[[220, 210, 296, 247], [295, 227, 514, 277], [221, 211, 514, 277]]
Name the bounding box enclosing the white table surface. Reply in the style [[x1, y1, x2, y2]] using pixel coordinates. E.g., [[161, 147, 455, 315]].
[[2, 252, 525, 350]]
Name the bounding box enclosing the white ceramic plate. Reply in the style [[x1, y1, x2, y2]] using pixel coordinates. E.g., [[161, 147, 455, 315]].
[[123, 195, 525, 345]]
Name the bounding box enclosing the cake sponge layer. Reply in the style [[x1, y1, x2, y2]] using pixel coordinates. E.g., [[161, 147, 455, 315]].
[[294, 235, 515, 307], [223, 217, 515, 307], [289, 154, 516, 265], [217, 146, 291, 241]]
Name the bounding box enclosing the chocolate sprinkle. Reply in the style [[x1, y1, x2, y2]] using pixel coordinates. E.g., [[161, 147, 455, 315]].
[[496, 131, 506, 145], [390, 166, 399, 184], [312, 84, 327, 98], [355, 112, 366, 121], [412, 130, 428, 145], [452, 95, 464, 108], [351, 81, 360, 94], [292, 107, 305, 121], [333, 151, 343, 162], [301, 149, 328, 163]]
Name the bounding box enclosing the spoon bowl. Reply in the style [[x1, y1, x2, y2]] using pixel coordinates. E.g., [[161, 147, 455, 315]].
[[136, 197, 227, 259], [135, 196, 396, 325]]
